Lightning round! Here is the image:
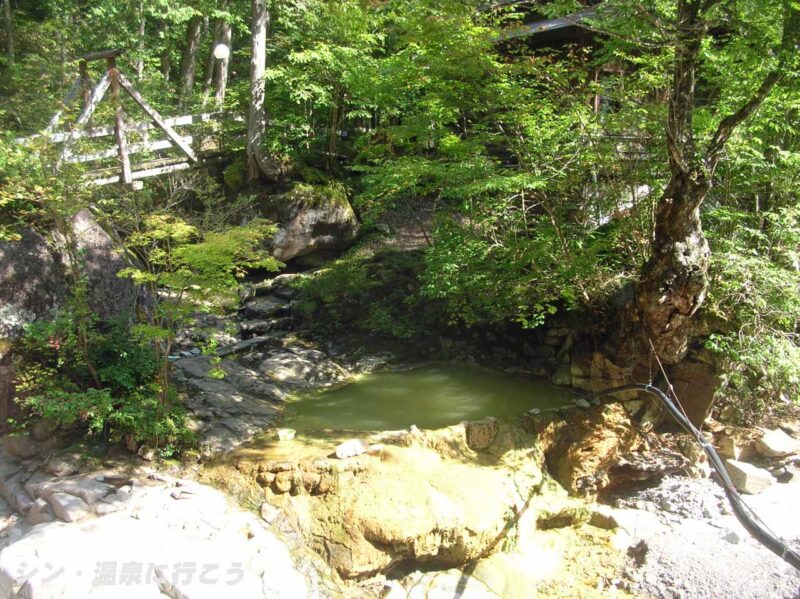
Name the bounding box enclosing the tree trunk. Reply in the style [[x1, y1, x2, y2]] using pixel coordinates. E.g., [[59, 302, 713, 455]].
[[201, 20, 219, 106], [215, 19, 231, 107], [635, 173, 711, 364], [3, 0, 13, 66], [631, 0, 710, 365], [247, 0, 278, 181], [201, 15, 231, 108], [609, 0, 797, 368], [135, 3, 145, 79], [159, 22, 171, 82], [179, 15, 203, 106]]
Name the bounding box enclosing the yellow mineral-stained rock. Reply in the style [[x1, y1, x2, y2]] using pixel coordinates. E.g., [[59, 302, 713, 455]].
[[527, 403, 645, 497]]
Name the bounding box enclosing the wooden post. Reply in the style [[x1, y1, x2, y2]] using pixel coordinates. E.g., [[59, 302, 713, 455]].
[[108, 56, 133, 185], [57, 71, 111, 167]]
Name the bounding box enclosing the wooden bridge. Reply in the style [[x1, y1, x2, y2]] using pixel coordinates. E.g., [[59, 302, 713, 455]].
[[15, 49, 223, 188]]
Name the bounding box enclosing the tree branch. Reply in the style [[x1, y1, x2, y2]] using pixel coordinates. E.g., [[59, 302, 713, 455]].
[[705, 0, 800, 167], [705, 70, 782, 165], [699, 0, 723, 15]]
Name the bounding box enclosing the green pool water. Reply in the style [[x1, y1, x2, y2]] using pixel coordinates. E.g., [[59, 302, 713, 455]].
[[282, 363, 574, 431]]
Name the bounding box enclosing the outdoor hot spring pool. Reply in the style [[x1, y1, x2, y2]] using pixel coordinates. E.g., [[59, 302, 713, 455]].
[[282, 363, 574, 431]]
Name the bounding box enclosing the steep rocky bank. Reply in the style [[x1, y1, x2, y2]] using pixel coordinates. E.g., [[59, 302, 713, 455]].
[[1, 241, 799, 597]]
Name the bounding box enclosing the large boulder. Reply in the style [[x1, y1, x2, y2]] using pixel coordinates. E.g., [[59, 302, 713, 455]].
[[0, 229, 68, 341], [67, 210, 138, 322], [259, 182, 359, 262], [0, 210, 136, 340], [0, 211, 137, 422]]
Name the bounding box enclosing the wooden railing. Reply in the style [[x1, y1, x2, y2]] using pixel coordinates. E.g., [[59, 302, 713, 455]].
[[13, 49, 224, 188]]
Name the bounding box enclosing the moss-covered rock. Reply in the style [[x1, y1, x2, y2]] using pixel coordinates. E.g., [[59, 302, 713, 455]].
[[258, 182, 359, 262]]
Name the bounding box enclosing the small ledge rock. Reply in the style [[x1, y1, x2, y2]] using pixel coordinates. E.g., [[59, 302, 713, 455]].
[[724, 459, 774, 494], [465, 418, 499, 451], [27, 498, 53, 525], [335, 439, 369, 460], [755, 428, 798, 458], [48, 492, 91, 523]]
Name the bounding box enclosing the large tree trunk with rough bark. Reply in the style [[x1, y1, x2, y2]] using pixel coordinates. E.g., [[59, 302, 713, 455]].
[[179, 15, 203, 106], [635, 174, 711, 364], [247, 0, 278, 181], [631, 0, 710, 365]]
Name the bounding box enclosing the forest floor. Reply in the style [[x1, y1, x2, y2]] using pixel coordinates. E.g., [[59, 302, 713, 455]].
[[359, 202, 433, 253]]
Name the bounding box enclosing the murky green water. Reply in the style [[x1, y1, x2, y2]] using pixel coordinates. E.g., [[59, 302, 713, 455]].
[[283, 363, 574, 431]]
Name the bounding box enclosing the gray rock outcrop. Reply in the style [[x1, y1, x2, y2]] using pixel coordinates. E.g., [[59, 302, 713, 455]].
[[0, 210, 138, 423], [0, 230, 67, 341], [66, 209, 137, 321], [258, 182, 359, 262], [0, 210, 137, 342]]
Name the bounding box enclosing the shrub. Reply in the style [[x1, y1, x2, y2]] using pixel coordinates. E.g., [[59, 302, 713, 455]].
[[294, 249, 439, 341], [15, 308, 194, 456], [704, 206, 800, 421]]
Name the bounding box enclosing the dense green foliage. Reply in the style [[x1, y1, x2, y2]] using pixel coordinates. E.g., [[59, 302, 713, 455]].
[[15, 295, 194, 456], [705, 206, 800, 418], [294, 249, 437, 342], [1, 0, 799, 425], [119, 215, 280, 397]]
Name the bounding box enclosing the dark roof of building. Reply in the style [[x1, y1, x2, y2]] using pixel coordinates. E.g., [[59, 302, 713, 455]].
[[498, 5, 600, 42]]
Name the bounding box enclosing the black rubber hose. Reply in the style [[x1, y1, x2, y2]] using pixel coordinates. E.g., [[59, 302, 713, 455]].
[[588, 383, 800, 571]]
